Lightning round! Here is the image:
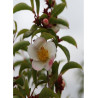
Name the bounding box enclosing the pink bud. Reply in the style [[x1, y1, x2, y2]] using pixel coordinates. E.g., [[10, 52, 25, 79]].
[[43, 18, 49, 25]]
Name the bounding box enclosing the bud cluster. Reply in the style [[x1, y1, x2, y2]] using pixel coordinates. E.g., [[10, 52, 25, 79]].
[[55, 74, 65, 94]]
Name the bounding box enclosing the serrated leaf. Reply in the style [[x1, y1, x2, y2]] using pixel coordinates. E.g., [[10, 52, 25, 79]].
[[23, 25, 38, 38], [13, 3, 32, 13], [17, 29, 29, 37], [24, 79, 29, 96], [41, 32, 55, 40], [58, 44, 70, 62], [60, 61, 82, 74], [32, 69, 37, 86], [13, 41, 30, 55], [30, 0, 34, 10], [19, 59, 32, 75], [51, 3, 66, 17], [49, 17, 69, 28], [61, 36, 77, 47], [39, 87, 59, 98], [35, 0, 40, 15]]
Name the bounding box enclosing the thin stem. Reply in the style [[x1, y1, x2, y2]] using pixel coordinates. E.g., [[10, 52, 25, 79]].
[[31, 87, 36, 96]]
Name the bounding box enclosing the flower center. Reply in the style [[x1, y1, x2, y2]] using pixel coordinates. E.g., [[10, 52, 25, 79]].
[[37, 46, 49, 62]]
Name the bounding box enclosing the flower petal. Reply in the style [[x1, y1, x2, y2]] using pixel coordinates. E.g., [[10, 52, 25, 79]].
[[34, 37, 46, 48], [28, 44, 39, 61], [43, 42, 56, 58], [45, 56, 55, 71], [32, 61, 45, 71]]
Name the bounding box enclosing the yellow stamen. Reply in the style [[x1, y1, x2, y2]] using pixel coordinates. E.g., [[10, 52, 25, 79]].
[[37, 46, 49, 62]]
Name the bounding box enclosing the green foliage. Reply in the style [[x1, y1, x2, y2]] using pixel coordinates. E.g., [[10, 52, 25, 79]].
[[13, 3, 32, 13], [13, 88, 24, 97], [60, 61, 82, 74], [24, 79, 30, 96], [35, 0, 40, 15], [13, 60, 23, 67], [13, 96, 19, 98], [32, 69, 37, 86], [39, 87, 59, 98], [23, 25, 38, 38], [61, 36, 77, 47], [61, 0, 67, 6], [14, 76, 24, 86], [17, 29, 29, 37], [51, 3, 66, 17], [39, 14, 48, 20], [41, 32, 55, 40], [49, 17, 69, 28], [52, 61, 59, 78], [13, 21, 17, 34], [13, 41, 30, 55], [19, 59, 32, 75], [30, 0, 34, 10], [58, 44, 70, 62]]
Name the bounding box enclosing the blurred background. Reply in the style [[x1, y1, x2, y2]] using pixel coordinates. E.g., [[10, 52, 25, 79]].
[[13, 0, 84, 98]]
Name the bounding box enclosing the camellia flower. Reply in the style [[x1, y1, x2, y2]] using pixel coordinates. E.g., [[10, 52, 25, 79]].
[[28, 37, 56, 71]]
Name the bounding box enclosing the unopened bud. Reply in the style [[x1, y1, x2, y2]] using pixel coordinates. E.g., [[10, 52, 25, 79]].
[[43, 18, 49, 25]]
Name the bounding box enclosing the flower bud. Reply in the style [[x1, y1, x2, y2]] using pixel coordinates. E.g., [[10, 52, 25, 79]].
[[43, 18, 49, 25]]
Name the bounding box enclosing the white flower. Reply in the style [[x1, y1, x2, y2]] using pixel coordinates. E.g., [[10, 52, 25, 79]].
[[28, 37, 56, 71]]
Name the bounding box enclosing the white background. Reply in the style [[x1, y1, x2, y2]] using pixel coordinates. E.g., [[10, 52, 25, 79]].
[[0, 0, 98, 98]]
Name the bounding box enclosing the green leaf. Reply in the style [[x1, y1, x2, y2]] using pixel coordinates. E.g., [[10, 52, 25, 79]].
[[41, 32, 55, 40], [13, 41, 30, 55], [61, 0, 67, 6], [38, 73, 47, 82], [13, 96, 19, 98], [14, 76, 24, 86], [32, 69, 37, 86], [39, 87, 59, 98], [19, 59, 32, 75], [13, 60, 23, 67], [30, 0, 34, 10], [61, 36, 77, 47], [13, 3, 32, 13], [50, 61, 60, 88], [39, 13, 48, 20], [32, 28, 58, 45], [51, 3, 66, 17], [58, 44, 70, 62], [49, 17, 69, 28], [24, 79, 29, 96], [17, 29, 29, 37], [60, 61, 82, 74], [23, 25, 38, 38], [13, 88, 24, 97], [13, 21, 17, 33], [52, 61, 59, 77], [35, 0, 40, 15]]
